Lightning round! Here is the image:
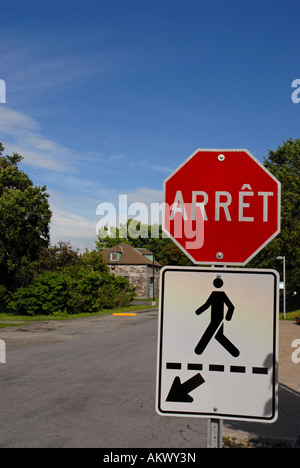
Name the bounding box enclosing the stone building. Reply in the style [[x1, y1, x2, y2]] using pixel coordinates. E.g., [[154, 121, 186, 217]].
[[101, 242, 161, 300]]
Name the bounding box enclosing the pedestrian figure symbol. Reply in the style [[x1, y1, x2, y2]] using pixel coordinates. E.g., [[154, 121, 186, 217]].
[[194, 277, 240, 357]]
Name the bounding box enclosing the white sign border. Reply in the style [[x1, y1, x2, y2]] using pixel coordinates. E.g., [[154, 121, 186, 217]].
[[156, 266, 279, 423]]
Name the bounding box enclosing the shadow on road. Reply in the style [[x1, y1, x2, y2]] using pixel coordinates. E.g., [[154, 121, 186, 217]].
[[224, 381, 300, 446]]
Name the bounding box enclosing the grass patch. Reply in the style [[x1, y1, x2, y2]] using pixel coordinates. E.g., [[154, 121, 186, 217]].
[[279, 309, 300, 320], [0, 303, 157, 326], [0, 322, 28, 328]]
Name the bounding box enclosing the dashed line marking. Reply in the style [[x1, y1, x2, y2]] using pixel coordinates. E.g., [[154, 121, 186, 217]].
[[166, 362, 269, 374], [230, 366, 246, 373], [187, 363, 203, 371], [252, 366, 268, 375], [166, 362, 181, 370], [209, 364, 224, 372]]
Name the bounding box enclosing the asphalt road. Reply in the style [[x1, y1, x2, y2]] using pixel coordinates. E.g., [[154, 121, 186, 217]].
[[0, 311, 208, 448]]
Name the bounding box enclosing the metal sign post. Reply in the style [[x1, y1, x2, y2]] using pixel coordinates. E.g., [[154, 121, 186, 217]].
[[207, 419, 223, 448], [207, 265, 223, 448]]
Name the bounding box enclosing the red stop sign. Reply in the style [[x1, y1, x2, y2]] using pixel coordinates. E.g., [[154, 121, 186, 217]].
[[163, 149, 281, 265]]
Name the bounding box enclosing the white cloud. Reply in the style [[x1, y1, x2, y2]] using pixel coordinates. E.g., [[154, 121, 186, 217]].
[[95, 187, 164, 235], [109, 153, 125, 162], [0, 106, 73, 172], [0, 103, 165, 251], [130, 157, 173, 174], [49, 186, 164, 251], [127, 187, 163, 206], [50, 207, 97, 251], [3, 41, 108, 98]]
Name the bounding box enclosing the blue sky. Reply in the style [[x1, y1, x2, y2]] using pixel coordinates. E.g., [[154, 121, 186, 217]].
[[0, 0, 299, 250]]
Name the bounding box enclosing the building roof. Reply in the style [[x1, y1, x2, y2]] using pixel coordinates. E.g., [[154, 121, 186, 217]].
[[101, 242, 161, 266]]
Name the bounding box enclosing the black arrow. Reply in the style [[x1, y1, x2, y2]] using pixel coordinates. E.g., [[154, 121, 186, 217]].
[[166, 373, 205, 403]]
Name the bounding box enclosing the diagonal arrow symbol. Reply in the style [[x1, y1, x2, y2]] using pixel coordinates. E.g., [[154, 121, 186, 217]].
[[166, 373, 205, 403]]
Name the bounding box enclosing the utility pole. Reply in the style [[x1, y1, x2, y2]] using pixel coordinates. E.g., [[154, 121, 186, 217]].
[[276, 256, 286, 319]]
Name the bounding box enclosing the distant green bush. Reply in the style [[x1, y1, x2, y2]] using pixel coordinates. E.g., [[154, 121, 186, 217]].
[[5, 246, 136, 316]]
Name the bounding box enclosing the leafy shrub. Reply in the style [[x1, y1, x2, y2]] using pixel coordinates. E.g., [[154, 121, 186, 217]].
[[5, 251, 136, 316]]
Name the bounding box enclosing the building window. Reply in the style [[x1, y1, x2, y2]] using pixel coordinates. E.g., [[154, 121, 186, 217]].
[[110, 251, 121, 262], [144, 254, 154, 262]]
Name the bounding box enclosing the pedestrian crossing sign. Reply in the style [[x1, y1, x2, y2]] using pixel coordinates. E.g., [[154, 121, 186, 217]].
[[156, 266, 279, 422]]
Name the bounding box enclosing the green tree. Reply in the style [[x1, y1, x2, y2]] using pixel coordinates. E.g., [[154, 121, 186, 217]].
[[6, 247, 136, 316], [96, 219, 192, 265], [248, 138, 300, 308], [37, 241, 80, 273], [0, 143, 52, 290], [155, 242, 193, 266]]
